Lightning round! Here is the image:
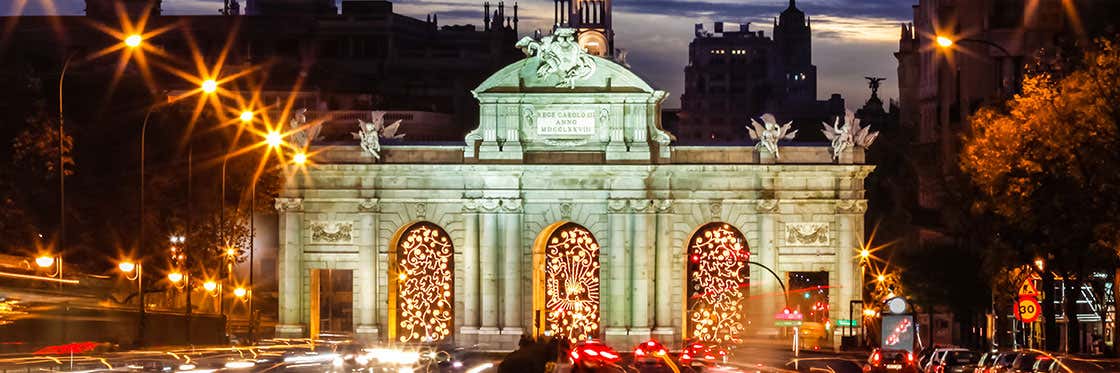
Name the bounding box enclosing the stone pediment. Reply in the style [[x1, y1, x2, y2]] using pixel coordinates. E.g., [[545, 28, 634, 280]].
[[467, 29, 672, 163]]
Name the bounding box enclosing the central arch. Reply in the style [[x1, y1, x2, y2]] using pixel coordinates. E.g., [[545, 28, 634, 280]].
[[532, 221, 602, 340]]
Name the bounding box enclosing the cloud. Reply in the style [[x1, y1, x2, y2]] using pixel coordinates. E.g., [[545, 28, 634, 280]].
[[3, 0, 908, 110]]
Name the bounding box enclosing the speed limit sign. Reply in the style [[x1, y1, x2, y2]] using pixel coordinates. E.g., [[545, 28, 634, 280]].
[[1016, 298, 1041, 323]]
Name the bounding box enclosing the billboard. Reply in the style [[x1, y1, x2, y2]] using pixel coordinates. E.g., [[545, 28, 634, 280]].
[[881, 315, 915, 351]]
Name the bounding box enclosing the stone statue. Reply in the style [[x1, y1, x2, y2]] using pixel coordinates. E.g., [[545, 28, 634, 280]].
[[746, 114, 797, 159], [515, 28, 597, 88], [351, 111, 405, 160], [865, 77, 887, 97], [287, 108, 323, 148], [821, 110, 879, 160]]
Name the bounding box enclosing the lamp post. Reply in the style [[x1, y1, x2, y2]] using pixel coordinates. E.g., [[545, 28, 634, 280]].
[[119, 261, 144, 347]]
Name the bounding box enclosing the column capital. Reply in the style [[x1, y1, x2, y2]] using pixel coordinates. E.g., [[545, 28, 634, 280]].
[[628, 199, 654, 213], [275, 197, 303, 212], [756, 199, 780, 214], [653, 200, 673, 213], [358, 198, 380, 212], [836, 200, 868, 214], [607, 199, 629, 213], [500, 198, 523, 213]]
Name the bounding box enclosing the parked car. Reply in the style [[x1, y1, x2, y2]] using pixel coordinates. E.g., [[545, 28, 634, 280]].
[[1009, 352, 1043, 373], [973, 351, 1000, 373], [1031, 356, 1058, 373], [868, 348, 919, 373], [924, 348, 968, 373], [988, 351, 1021, 373], [929, 350, 980, 373]]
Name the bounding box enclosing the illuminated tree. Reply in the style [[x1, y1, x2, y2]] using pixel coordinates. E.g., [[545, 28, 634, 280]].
[[961, 38, 1120, 352]]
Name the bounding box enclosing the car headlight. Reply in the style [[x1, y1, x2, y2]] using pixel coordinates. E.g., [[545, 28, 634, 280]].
[[177, 364, 196, 371]]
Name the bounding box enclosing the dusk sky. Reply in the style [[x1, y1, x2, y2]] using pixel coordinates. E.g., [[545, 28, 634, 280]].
[[7, 0, 914, 109]]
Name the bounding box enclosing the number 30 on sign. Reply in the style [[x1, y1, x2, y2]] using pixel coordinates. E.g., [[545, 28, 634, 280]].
[[1016, 298, 1041, 323]]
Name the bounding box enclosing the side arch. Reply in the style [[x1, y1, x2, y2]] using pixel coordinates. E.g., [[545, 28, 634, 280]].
[[532, 221, 602, 340], [388, 221, 455, 343], [683, 222, 751, 343]]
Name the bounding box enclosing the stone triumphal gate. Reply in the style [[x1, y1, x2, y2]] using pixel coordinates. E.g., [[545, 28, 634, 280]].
[[275, 29, 873, 348]]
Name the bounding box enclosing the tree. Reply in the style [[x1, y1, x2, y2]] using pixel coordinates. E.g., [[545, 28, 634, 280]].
[[961, 38, 1120, 353]]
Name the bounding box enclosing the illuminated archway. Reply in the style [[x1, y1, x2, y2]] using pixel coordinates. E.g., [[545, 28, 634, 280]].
[[684, 222, 750, 343], [388, 221, 454, 343], [532, 221, 601, 340]]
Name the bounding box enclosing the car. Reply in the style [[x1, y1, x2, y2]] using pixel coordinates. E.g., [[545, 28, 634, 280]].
[[569, 340, 623, 372], [636, 336, 667, 365], [930, 350, 980, 373], [973, 351, 1000, 373], [1031, 356, 1058, 373], [868, 348, 919, 373], [988, 351, 1020, 373], [1008, 352, 1042, 373], [923, 348, 966, 373], [678, 340, 730, 369]]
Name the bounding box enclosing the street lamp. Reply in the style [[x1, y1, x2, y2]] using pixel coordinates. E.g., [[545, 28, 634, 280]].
[[1034, 258, 1045, 272], [293, 152, 307, 165], [118, 260, 145, 347], [239, 110, 254, 123], [124, 34, 143, 48], [168, 271, 184, 284], [265, 131, 283, 148], [936, 36, 954, 48], [201, 79, 218, 94]]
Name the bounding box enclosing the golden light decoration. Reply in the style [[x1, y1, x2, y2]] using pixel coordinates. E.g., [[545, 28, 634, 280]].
[[394, 222, 454, 343], [124, 34, 143, 48], [543, 223, 601, 341], [202, 281, 218, 292], [167, 271, 184, 284], [233, 287, 247, 298], [686, 223, 750, 343]]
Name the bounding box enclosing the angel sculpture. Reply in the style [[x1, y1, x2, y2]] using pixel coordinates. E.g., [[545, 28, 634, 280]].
[[821, 111, 879, 160], [286, 107, 318, 146], [746, 114, 798, 159], [351, 111, 405, 160]]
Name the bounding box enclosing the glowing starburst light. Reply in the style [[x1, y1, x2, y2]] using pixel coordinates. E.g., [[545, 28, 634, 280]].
[[393, 222, 454, 342], [201, 79, 218, 94], [686, 223, 749, 343], [125, 34, 143, 48]]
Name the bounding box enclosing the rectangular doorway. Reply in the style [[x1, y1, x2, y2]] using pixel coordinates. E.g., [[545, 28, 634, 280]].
[[309, 269, 354, 339]]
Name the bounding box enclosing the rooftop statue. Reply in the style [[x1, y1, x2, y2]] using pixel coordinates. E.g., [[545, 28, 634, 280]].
[[747, 114, 798, 159], [352, 111, 405, 161], [286, 107, 322, 146], [821, 110, 879, 160], [515, 28, 597, 88]]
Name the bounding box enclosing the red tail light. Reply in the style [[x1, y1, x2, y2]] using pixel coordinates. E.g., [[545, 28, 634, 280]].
[[871, 351, 882, 366], [634, 348, 645, 356], [907, 352, 915, 364]]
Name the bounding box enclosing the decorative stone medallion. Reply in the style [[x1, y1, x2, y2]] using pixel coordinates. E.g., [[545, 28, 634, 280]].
[[784, 222, 830, 247], [309, 221, 354, 244]]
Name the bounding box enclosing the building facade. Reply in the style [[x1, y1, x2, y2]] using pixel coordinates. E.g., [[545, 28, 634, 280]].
[[676, 0, 844, 144], [275, 30, 873, 348]]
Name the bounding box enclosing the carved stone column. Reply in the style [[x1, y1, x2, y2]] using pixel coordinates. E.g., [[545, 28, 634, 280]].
[[275, 198, 305, 337], [479, 199, 501, 334], [836, 200, 867, 322], [756, 199, 780, 326], [652, 200, 675, 337], [605, 199, 630, 338], [630, 200, 654, 337], [501, 199, 524, 334], [461, 200, 481, 334], [356, 199, 380, 339]]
